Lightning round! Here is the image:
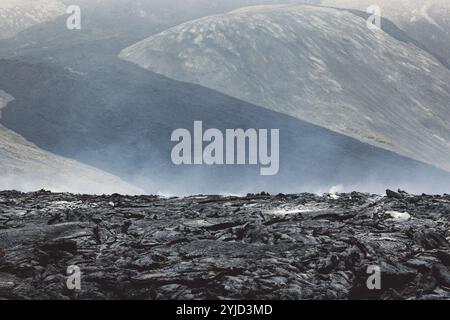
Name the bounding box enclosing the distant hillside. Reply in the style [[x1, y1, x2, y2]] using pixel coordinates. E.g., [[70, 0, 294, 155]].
[[0, 89, 141, 194], [322, 0, 450, 67], [1, 60, 450, 195], [120, 4, 450, 173], [0, 0, 65, 39]]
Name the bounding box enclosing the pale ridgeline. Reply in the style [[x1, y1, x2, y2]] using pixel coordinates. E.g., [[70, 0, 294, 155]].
[[0, 90, 142, 195], [119, 4, 450, 174], [0, 0, 321, 41], [321, 0, 450, 67], [0, 0, 66, 40]]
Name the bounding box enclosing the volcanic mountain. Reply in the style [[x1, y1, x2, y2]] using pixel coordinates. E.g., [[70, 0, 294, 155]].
[[1, 59, 450, 195], [119, 4, 450, 173], [1, 2, 450, 195]]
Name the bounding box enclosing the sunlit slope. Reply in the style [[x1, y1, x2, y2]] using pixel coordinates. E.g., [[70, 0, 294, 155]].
[[120, 4, 450, 172]]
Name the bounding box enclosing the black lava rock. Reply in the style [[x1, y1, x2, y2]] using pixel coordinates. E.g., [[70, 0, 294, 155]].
[[0, 190, 449, 300]]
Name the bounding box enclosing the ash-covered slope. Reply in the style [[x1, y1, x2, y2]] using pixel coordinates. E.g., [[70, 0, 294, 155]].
[[1, 190, 450, 300], [119, 5, 450, 173], [0, 0, 65, 40], [322, 0, 450, 68], [1, 59, 450, 195], [0, 90, 140, 194]]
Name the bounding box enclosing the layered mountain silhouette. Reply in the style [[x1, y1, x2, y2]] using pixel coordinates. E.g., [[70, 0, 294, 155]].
[[120, 4, 450, 173], [1, 59, 450, 195], [0, 0, 318, 50], [0, 1, 449, 195]]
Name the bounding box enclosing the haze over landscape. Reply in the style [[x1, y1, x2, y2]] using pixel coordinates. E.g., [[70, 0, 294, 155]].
[[0, 89, 141, 194], [0, 0, 449, 195]]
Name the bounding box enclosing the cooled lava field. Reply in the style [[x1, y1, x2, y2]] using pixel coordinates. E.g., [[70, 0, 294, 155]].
[[1, 189, 450, 300]]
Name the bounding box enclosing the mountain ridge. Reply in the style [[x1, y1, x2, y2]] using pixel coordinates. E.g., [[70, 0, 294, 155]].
[[321, 0, 450, 68], [0, 0, 65, 40], [119, 4, 450, 173]]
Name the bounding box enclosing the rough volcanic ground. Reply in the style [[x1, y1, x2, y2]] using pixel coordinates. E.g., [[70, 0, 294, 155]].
[[1, 189, 450, 300]]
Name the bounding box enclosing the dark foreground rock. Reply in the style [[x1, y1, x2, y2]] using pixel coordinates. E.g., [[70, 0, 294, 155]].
[[0, 189, 450, 300]]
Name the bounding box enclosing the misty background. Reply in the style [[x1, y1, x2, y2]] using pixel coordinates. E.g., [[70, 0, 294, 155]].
[[0, 0, 449, 195]]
